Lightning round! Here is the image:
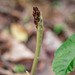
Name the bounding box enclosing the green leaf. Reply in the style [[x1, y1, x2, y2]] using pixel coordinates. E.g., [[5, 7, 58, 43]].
[[14, 65, 26, 73], [53, 23, 66, 34], [52, 34, 75, 75]]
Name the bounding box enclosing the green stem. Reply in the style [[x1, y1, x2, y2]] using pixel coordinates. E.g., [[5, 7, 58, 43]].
[[31, 16, 43, 75]]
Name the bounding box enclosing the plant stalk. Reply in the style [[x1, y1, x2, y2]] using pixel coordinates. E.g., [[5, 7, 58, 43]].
[[31, 16, 43, 75]]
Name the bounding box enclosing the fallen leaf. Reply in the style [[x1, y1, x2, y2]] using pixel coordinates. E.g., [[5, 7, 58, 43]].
[[42, 30, 62, 63], [2, 39, 34, 62], [11, 23, 28, 42], [43, 30, 62, 52]]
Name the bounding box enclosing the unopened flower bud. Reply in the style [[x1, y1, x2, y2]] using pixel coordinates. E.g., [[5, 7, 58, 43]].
[[33, 6, 41, 28], [33, 7, 38, 11]]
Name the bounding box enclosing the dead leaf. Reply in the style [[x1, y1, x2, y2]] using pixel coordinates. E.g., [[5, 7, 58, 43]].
[[43, 30, 62, 52], [11, 23, 28, 42], [2, 39, 34, 62]]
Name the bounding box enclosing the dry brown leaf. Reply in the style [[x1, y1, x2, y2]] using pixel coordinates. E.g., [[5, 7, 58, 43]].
[[43, 30, 62, 52], [2, 39, 34, 62], [11, 23, 28, 42]]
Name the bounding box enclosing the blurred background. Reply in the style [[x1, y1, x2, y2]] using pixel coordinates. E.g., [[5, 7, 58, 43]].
[[0, 0, 75, 75]]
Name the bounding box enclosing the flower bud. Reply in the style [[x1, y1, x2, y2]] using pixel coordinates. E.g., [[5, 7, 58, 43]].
[[33, 7, 38, 11], [33, 6, 41, 28]]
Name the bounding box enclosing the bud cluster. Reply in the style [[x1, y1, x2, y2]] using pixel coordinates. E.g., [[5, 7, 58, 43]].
[[33, 7, 40, 28]]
